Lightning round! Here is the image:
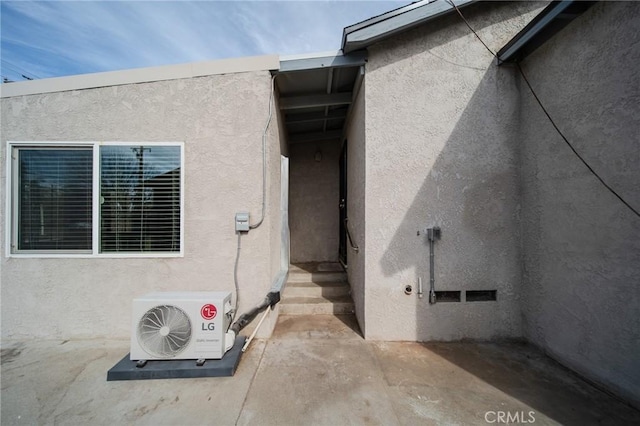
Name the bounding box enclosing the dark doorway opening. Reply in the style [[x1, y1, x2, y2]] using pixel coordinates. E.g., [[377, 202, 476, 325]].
[[339, 140, 347, 266]]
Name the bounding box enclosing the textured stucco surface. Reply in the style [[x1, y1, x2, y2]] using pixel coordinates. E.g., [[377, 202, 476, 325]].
[[361, 2, 545, 341], [1, 71, 284, 340], [518, 1, 640, 408], [289, 139, 340, 263], [260, 90, 290, 337], [345, 84, 367, 333]]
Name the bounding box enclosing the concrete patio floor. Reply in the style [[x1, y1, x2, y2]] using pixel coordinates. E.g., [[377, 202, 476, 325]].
[[2, 314, 639, 425]]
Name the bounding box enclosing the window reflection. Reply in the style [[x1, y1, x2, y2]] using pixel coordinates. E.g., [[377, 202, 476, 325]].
[[18, 149, 93, 250], [100, 146, 181, 252]]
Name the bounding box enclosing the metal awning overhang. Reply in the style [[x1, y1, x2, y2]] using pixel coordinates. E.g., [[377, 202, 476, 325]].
[[497, 0, 597, 65], [279, 50, 367, 73], [276, 51, 367, 145], [342, 0, 478, 54]]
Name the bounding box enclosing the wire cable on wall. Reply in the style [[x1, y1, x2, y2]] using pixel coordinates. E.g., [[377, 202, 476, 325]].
[[447, 0, 640, 218], [516, 63, 640, 218], [446, 0, 496, 57], [232, 74, 278, 323], [250, 74, 277, 229], [232, 232, 242, 323]]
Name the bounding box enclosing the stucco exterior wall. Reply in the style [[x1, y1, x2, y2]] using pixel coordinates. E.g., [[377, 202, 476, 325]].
[[289, 139, 340, 263], [345, 83, 367, 334], [363, 2, 545, 340], [256, 79, 287, 338], [1, 70, 283, 340], [518, 1, 640, 408]]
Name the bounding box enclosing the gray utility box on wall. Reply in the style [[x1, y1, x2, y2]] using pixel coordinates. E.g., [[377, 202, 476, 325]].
[[235, 212, 250, 232]]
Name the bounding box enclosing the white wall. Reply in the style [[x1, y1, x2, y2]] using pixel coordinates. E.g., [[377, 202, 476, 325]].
[[362, 2, 545, 340], [1, 69, 284, 340], [258, 87, 289, 337], [518, 1, 640, 408]]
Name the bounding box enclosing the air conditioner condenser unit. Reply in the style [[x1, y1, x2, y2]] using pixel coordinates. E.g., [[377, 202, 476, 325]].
[[130, 292, 235, 361]]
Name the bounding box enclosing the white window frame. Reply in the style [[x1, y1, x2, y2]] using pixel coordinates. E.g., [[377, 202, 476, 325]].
[[6, 141, 185, 258]]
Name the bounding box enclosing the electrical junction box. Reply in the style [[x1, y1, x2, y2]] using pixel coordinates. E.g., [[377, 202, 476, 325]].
[[235, 212, 250, 232], [426, 226, 441, 241]]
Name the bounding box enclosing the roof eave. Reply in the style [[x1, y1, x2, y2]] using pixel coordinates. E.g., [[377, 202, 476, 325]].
[[0, 54, 280, 99], [342, 0, 478, 54], [497, 0, 598, 65], [278, 50, 367, 73]]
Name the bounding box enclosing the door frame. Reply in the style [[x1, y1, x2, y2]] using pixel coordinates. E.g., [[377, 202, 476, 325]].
[[339, 139, 347, 266]]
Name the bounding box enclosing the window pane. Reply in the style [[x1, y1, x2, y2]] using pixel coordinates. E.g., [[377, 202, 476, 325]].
[[100, 145, 181, 252], [17, 149, 93, 251]]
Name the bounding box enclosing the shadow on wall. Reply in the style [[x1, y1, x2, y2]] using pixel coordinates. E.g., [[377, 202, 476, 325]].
[[515, 0, 640, 409], [373, 58, 639, 424], [384, 65, 522, 341], [365, 0, 544, 342], [378, 65, 521, 283], [371, 0, 640, 415]]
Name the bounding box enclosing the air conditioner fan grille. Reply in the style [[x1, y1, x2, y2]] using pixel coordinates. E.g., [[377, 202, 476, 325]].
[[137, 304, 192, 358]]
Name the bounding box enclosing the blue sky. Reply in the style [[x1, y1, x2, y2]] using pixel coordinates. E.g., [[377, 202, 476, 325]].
[[1, 0, 406, 82]]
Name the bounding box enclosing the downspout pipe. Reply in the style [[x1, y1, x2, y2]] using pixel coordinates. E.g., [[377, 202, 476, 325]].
[[231, 267, 289, 334], [230, 265, 289, 334], [230, 291, 281, 334]]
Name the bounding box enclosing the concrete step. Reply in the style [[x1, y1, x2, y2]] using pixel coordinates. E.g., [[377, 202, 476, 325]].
[[283, 263, 353, 316], [288, 262, 347, 284], [284, 281, 350, 298], [280, 295, 355, 315], [287, 271, 347, 284], [289, 262, 344, 273]]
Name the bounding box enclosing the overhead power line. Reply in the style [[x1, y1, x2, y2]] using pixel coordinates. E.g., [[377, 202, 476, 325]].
[[1, 59, 40, 80], [447, 0, 639, 218]]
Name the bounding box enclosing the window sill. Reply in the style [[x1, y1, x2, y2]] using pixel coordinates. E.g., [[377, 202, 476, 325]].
[[7, 252, 185, 259]]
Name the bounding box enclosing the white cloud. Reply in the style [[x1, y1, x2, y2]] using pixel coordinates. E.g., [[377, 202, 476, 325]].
[[1, 0, 405, 81]]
